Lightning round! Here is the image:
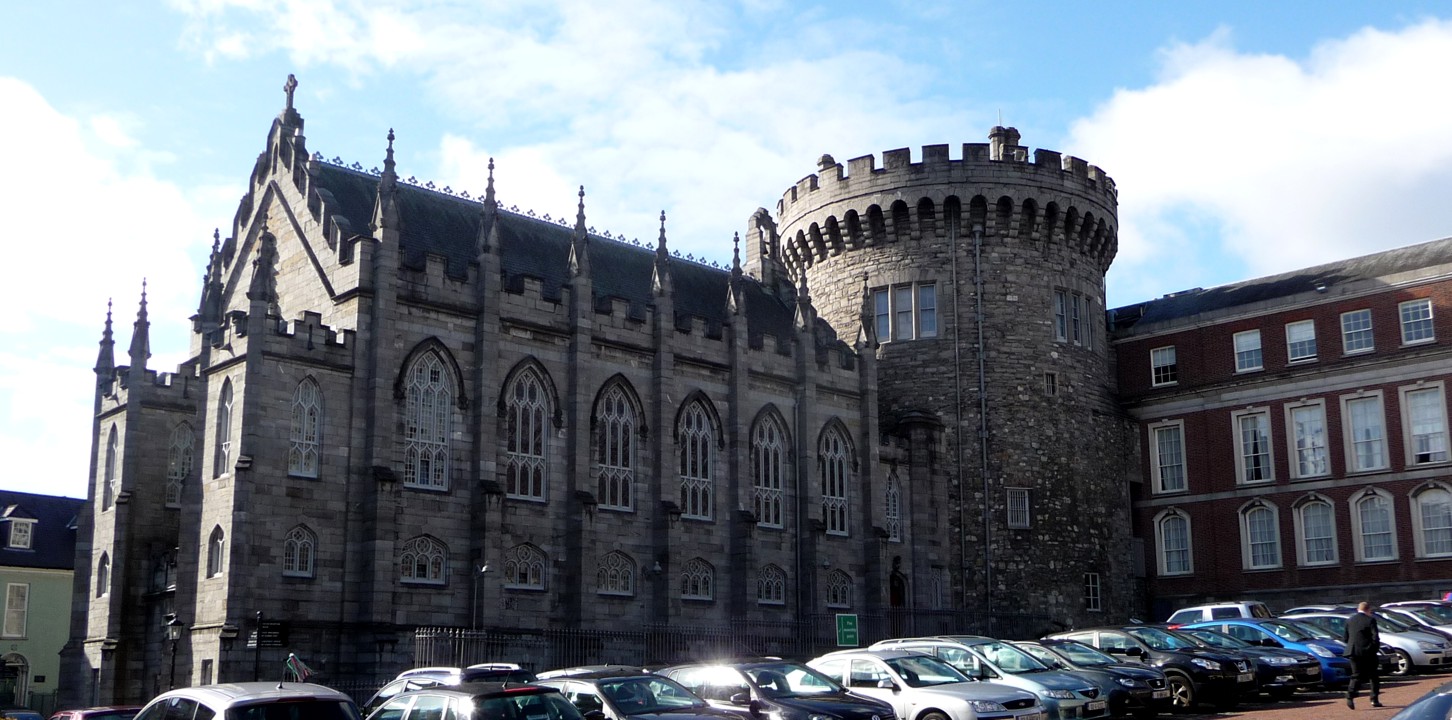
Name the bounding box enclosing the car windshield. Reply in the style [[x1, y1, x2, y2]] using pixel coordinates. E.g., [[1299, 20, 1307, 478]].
[[1373, 612, 1414, 632], [1261, 620, 1315, 641], [745, 663, 844, 697], [1179, 629, 1247, 649], [1403, 608, 1448, 626], [883, 655, 972, 687], [226, 700, 361, 720], [1014, 645, 1068, 670], [597, 678, 707, 714], [1047, 641, 1118, 667], [971, 641, 1051, 673], [1410, 605, 1452, 623], [478, 692, 585, 720], [1125, 627, 1197, 651]]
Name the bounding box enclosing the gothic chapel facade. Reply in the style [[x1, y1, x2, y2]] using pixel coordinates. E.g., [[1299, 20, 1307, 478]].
[[62, 78, 1135, 705]]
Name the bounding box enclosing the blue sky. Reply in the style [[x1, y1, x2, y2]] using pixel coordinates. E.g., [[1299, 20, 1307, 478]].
[[6, 1, 1452, 499]]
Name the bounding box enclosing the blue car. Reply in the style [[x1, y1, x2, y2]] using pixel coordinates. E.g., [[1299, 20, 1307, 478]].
[[1181, 618, 1352, 686]]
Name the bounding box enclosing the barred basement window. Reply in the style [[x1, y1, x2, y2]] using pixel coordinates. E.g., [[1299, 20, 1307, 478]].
[[1006, 488, 1031, 529], [289, 378, 322, 478], [282, 525, 316, 578], [404, 354, 453, 490], [504, 544, 546, 590], [1043, 372, 1058, 397], [399, 536, 446, 585], [1083, 573, 1102, 611], [680, 558, 713, 601], [679, 401, 716, 520], [596, 551, 635, 596], [752, 414, 787, 528], [757, 565, 786, 605], [166, 422, 193, 508], [826, 570, 851, 608], [505, 369, 548, 500], [885, 469, 902, 542], [595, 384, 637, 511]]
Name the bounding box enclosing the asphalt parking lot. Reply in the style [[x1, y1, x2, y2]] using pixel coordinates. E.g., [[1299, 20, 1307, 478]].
[[1178, 672, 1452, 718]]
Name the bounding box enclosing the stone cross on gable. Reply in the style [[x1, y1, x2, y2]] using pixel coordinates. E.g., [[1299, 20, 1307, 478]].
[[284, 74, 298, 111]]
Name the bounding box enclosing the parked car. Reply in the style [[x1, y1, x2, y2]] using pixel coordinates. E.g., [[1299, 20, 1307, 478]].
[[1278, 617, 1400, 675], [534, 668, 733, 720], [367, 663, 537, 714], [1164, 601, 1273, 625], [1383, 600, 1452, 625], [658, 659, 897, 720], [1388, 678, 1452, 720], [135, 682, 360, 720], [1279, 604, 1354, 616], [1180, 618, 1351, 687], [1170, 626, 1322, 699], [364, 677, 453, 716], [868, 636, 1107, 720], [1011, 639, 1171, 720], [49, 709, 141, 720], [1284, 610, 1452, 675], [1046, 626, 1254, 711], [3, 711, 43, 720], [807, 648, 1047, 720], [1381, 606, 1452, 638], [366, 681, 584, 720]]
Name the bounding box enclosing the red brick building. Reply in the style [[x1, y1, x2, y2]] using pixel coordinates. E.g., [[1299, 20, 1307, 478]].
[[1111, 238, 1452, 619]]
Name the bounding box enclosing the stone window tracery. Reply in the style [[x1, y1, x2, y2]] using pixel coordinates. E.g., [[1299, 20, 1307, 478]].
[[504, 544, 546, 590], [596, 551, 635, 596], [885, 468, 902, 542], [825, 569, 851, 608], [820, 427, 850, 536], [752, 414, 787, 528], [404, 354, 452, 490], [681, 558, 713, 601], [757, 564, 785, 605], [596, 384, 636, 511], [399, 536, 446, 585], [283, 525, 316, 578], [679, 401, 715, 520], [505, 369, 549, 501], [166, 422, 193, 508], [289, 378, 322, 478]]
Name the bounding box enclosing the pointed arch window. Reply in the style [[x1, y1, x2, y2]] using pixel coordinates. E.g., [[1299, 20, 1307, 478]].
[[596, 551, 635, 596], [681, 558, 714, 601], [214, 379, 233, 477], [826, 569, 852, 608], [504, 544, 546, 590], [885, 468, 903, 542], [752, 414, 787, 528], [166, 423, 193, 508], [282, 525, 317, 578], [679, 401, 716, 520], [95, 553, 110, 598], [404, 354, 452, 490], [757, 564, 786, 606], [289, 379, 322, 478], [399, 536, 446, 585], [505, 369, 548, 500], [820, 427, 851, 536], [102, 426, 118, 511], [206, 526, 225, 578], [596, 384, 636, 511]]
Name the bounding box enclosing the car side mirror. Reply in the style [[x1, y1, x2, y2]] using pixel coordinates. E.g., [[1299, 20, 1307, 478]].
[[876, 678, 898, 691], [731, 693, 752, 706], [747, 700, 764, 717]]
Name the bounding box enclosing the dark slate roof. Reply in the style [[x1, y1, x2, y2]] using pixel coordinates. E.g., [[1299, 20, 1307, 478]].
[[1110, 236, 1452, 333], [0, 490, 83, 571], [313, 163, 803, 347]]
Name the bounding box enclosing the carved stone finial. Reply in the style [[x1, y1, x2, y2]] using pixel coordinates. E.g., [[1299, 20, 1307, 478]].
[[732, 232, 741, 272], [656, 211, 669, 256], [485, 157, 496, 204], [284, 74, 298, 112]]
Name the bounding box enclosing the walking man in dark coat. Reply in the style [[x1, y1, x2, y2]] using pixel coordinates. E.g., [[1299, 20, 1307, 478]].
[[1344, 601, 1382, 708]]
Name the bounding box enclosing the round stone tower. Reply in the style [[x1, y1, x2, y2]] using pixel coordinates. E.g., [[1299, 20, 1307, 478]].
[[746, 127, 1136, 625]]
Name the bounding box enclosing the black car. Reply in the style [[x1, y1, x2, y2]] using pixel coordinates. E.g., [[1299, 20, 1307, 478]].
[[1171, 627, 1321, 699], [1013, 639, 1171, 719], [1047, 626, 1255, 711], [534, 669, 735, 720], [658, 660, 896, 720], [366, 682, 582, 720]]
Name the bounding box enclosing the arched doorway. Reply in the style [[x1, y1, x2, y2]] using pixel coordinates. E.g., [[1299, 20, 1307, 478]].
[[0, 653, 28, 708]]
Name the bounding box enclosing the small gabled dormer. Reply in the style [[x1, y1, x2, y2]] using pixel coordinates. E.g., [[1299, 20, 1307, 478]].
[[1, 505, 38, 551]]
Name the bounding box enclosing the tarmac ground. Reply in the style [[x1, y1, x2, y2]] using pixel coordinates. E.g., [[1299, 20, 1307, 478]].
[[1175, 671, 1452, 719]]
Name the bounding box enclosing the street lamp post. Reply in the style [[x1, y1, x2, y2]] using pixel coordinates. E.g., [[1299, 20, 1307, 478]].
[[164, 613, 186, 690]]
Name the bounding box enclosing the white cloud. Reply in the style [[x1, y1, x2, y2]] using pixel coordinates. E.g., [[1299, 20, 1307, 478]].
[[1069, 20, 1452, 305], [0, 77, 226, 498]]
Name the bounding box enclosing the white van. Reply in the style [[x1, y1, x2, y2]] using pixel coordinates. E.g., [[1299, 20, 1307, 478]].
[[1166, 601, 1274, 625]]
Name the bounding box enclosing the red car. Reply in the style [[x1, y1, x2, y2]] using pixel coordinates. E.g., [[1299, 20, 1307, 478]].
[[49, 707, 141, 720]]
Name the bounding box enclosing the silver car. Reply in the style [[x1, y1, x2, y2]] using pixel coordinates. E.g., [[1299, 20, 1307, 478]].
[[871, 637, 1108, 720], [809, 649, 1045, 720], [134, 682, 361, 720], [1286, 611, 1452, 675]]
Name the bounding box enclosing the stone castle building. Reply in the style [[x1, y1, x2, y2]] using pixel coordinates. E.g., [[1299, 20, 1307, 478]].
[[61, 78, 1134, 705]]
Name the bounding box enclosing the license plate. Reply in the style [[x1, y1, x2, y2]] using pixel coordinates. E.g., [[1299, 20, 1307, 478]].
[[1237, 672, 1254, 682], [1087, 700, 1107, 711], [1152, 690, 1170, 699], [1018, 713, 1046, 720]]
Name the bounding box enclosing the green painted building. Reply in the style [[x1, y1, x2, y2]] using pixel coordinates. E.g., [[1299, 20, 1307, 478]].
[[0, 491, 83, 713]]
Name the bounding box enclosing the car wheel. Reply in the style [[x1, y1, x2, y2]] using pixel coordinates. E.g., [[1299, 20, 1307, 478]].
[[1384, 649, 1412, 676], [1165, 673, 1194, 712], [919, 711, 949, 720]]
